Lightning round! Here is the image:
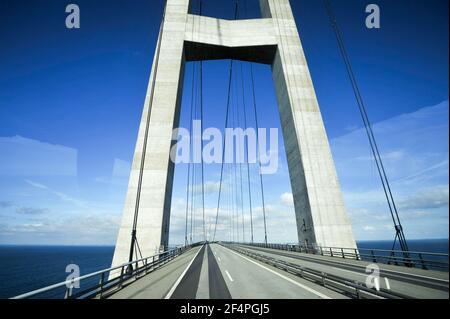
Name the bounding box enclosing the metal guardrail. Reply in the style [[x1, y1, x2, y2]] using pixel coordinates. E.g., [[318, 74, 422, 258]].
[[234, 242, 449, 271], [225, 244, 412, 299], [11, 244, 195, 299]]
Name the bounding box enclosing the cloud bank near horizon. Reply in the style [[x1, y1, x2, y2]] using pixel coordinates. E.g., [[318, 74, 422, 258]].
[[0, 101, 448, 245]]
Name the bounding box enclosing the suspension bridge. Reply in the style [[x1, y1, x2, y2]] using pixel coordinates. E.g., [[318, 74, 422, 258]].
[[11, 0, 449, 300]]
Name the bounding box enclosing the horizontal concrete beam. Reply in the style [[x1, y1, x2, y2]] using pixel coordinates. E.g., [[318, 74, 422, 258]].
[[184, 41, 277, 64], [184, 15, 278, 64], [185, 14, 277, 46]]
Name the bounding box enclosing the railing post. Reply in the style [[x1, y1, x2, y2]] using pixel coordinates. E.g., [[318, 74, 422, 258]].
[[64, 286, 72, 299], [355, 281, 361, 299], [64, 279, 74, 299], [355, 249, 360, 260], [390, 251, 398, 266], [419, 254, 427, 270], [321, 273, 327, 287], [371, 250, 376, 263], [341, 248, 345, 259], [320, 246, 323, 256], [135, 260, 139, 279], [99, 273, 105, 299], [119, 266, 124, 289], [330, 247, 333, 257]]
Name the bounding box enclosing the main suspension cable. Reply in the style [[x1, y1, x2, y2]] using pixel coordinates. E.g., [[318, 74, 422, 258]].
[[240, 63, 254, 243], [237, 105, 246, 243], [199, 0, 206, 243], [212, 1, 239, 242], [184, 48, 196, 247], [250, 63, 268, 245], [212, 59, 234, 242], [129, 0, 167, 263], [324, 0, 409, 253]]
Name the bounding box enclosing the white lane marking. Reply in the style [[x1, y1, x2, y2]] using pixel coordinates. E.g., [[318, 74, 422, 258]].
[[164, 245, 204, 299], [225, 270, 234, 282], [332, 267, 365, 276], [221, 245, 331, 299], [217, 256, 221, 262], [385, 278, 391, 290]]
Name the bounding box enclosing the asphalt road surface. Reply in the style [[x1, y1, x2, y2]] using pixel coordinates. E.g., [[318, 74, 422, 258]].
[[107, 243, 448, 299]]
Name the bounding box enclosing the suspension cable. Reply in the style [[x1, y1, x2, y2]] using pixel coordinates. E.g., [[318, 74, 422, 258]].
[[184, 50, 196, 247], [200, 59, 206, 243], [235, 63, 245, 243], [241, 63, 254, 243], [191, 55, 201, 244], [189, 0, 202, 245], [212, 2, 239, 242], [212, 59, 234, 242], [198, 0, 206, 243], [232, 66, 241, 243], [250, 63, 268, 245], [324, 0, 409, 253], [129, 0, 167, 263]]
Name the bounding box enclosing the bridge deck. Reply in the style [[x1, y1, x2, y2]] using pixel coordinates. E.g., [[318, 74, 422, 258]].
[[105, 243, 448, 299]]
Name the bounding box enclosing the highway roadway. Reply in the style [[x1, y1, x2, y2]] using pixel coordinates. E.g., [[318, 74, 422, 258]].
[[107, 243, 449, 299]]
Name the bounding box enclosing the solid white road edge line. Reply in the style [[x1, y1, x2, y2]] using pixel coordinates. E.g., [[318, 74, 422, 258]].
[[164, 245, 204, 299], [221, 245, 331, 299]]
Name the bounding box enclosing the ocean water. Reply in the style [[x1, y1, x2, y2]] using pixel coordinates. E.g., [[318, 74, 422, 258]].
[[0, 239, 448, 299], [0, 246, 114, 299], [357, 239, 449, 254]]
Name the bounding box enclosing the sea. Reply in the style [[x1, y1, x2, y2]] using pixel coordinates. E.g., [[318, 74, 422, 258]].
[[0, 239, 448, 299]]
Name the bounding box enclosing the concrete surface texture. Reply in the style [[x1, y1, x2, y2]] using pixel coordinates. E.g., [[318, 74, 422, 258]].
[[112, 0, 357, 270]]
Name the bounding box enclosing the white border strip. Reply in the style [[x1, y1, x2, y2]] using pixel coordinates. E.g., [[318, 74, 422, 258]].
[[164, 244, 204, 299]]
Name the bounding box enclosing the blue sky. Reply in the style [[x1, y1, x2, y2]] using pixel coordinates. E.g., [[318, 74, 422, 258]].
[[0, 0, 448, 245]]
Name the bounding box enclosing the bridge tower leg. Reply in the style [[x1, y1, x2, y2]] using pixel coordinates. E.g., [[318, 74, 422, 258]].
[[260, 0, 356, 250], [111, 0, 357, 270]]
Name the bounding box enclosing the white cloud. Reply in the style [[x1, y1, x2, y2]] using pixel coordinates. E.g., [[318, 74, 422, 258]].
[[280, 192, 294, 206], [331, 100, 449, 240], [0, 135, 77, 176], [188, 181, 222, 194], [363, 225, 376, 232], [169, 102, 449, 243], [25, 179, 88, 209], [2, 100, 448, 245], [0, 214, 120, 245], [398, 185, 449, 210], [356, 150, 405, 162]]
